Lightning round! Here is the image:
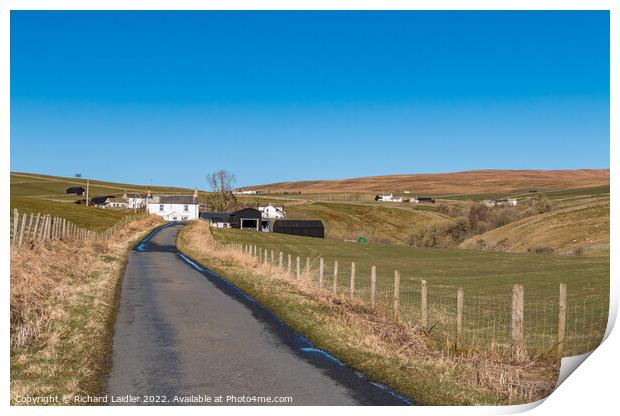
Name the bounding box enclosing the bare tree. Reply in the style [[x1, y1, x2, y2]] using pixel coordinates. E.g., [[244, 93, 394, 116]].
[[74, 173, 82, 178], [206, 169, 236, 193], [205, 170, 237, 211]]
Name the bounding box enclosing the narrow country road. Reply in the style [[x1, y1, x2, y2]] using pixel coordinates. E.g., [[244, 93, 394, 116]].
[[106, 224, 411, 405]]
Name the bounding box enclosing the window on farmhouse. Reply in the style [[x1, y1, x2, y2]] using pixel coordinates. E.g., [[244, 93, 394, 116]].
[[184, 204, 189, 212], [159, 204, 164, 211]]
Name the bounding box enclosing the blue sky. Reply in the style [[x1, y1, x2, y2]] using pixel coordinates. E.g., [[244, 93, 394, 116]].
[[11, 11, 609, 189]]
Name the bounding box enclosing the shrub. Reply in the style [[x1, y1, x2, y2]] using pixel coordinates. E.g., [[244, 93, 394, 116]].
[[528, 246, 555, 254]]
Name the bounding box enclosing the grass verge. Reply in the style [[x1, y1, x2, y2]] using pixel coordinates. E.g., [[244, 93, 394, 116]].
[[10, 215, 164, 405], [177, 220, 558, 405]]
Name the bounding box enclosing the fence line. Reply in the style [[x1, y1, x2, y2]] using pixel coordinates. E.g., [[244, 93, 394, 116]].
[[215, 239, 606, 360], [10, 209, 146, 248]]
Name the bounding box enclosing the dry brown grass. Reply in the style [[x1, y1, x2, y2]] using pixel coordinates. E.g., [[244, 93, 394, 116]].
[[242, 169, 609, 194], [178, 221, 558, 405], [10, 215, 163, 404]]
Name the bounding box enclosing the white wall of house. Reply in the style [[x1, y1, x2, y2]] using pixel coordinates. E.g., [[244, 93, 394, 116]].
[[258, 205, 285, 219], [147, 202, 199, 221], [127, 197, 145, 209]]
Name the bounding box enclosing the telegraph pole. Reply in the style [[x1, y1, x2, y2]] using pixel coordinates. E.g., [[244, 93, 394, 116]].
[[86, 178, 90, 207]]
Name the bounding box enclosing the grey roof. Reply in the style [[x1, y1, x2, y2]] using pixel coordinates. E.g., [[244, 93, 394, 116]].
[[157, 195, 198, 204], [200, 212, 231, 222]]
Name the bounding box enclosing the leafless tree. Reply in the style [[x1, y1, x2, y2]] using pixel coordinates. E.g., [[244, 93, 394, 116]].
[[206, 169, 236, 193], [205, 170, 237, 211], [74, 173, 82, 178]]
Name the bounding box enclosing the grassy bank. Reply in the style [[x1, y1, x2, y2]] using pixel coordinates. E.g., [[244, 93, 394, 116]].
[[177, 221, 558, 405], [10, 215, 164, 404]]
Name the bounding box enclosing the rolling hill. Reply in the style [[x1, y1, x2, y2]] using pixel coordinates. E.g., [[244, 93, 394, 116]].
[[459, 195, 609, 255], [239, 169, 610, 195]]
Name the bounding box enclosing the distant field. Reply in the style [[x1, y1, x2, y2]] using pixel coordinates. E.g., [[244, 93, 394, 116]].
[[10, 172, 204, 230], [211, 227, 609, 357], [460, 196, 610, 255], [284, 202, 452, 244], [240, 169, 610, 195]]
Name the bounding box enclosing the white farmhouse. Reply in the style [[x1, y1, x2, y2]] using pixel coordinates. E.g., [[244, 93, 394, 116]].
[[258, 204, 286, 219], [376, 194, 394, 202], [125, 192, 146, 209], [147, 191, 200, 221]]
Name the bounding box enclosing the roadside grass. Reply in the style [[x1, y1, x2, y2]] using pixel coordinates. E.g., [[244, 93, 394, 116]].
[[10, 215, 164, 404], [177, 221, 558, 405], [210, 227, 609, 357]]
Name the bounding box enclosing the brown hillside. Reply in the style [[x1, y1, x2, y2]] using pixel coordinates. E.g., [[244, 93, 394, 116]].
[[241, 169, 609, 195]]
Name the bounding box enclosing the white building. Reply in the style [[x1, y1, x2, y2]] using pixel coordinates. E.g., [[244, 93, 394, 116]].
[[147, 191, 200, 221], [258, 204, 286, 219], [376, 194, 402, 203], [105, 198, 128, 209], [232, 189, 263, 195], [125, 192, 146, 209], [484, 198, 518, 208]]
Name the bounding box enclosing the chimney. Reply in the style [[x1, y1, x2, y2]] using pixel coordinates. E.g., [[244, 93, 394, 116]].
[[193, 188, 198, 198], [147, 189, 152, 199]]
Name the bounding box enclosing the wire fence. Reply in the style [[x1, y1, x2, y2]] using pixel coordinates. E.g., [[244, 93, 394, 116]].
[[216, 240, 608, 360]]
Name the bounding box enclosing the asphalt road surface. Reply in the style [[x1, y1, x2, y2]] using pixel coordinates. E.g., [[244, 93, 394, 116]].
[[106, 223, 412, 405]]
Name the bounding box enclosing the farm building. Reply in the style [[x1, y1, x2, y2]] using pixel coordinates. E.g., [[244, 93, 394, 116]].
[[88, 195, 116, 207], [125, 192, 146, 209], [66, 186, 85, 196], [229, 208, 262, 230], [200, 212, 231, 228], [484, 199, 517, 208], [412, 197, 435, 204], [375, 194, 403, 203], [147, 191, 200, 221], [258, 204, 286, 219], [105, 197, 128, 209], [272, 220, 324, 238]]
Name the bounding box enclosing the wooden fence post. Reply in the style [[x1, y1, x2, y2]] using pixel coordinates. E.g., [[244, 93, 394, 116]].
[[264, 249, 268, 264], [456, 288, 464, 350], [421, 280, 428, 328], [305, 257, 310, 276], [18, 213, 27, 247], [350, 262, 356, 298], [296, 256, 301, 279], [511, 284, 525, 359], [393, 270, 400, 316], [279, 252, 283, 268], [287, 254, 292, 274], [271, 249, 274, 264], [370, 265, 376, 307], [333, 260, 338, 295], [557, 283, 567, 360], [319, 258, 324, 288], [27, 213, 35, 243], [32, 213, 41, 244], [12, 209, 19, 245]]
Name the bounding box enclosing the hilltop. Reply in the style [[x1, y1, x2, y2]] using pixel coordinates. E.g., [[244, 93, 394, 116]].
[[238, 169, 610, 195]]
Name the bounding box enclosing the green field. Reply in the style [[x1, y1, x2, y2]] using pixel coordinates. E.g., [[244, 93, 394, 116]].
[[10, 172, 202, 231], [211, 227, 609, 357]]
